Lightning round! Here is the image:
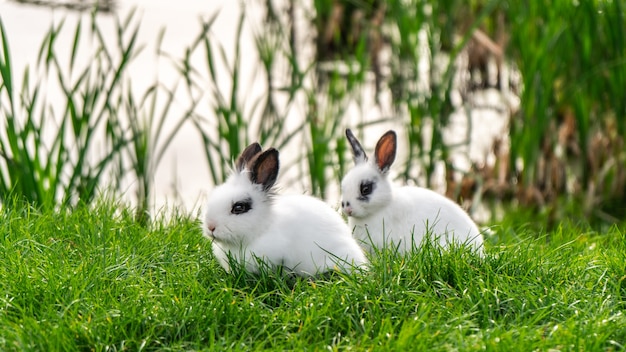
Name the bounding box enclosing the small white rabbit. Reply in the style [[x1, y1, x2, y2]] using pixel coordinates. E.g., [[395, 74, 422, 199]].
[[341, 129, 484, 254], [203, 143, 367, 276]]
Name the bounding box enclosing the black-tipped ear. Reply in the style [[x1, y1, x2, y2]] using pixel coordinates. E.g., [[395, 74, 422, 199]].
[[236, 143, 262, 172], [249, 148, 279, 191], [346, 129, 367, 164], [374, 130, 396, 173]]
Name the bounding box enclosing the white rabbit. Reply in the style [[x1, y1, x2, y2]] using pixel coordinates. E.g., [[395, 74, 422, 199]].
[[340, 129, 484, 254], [203, 143, 367, 276]]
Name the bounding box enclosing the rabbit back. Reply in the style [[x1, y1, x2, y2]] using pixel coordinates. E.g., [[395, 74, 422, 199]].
[[349, 186, 483, 253]]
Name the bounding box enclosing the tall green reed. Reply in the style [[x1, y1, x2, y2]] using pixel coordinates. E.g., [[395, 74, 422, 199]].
[[188, 10, 308, 189], [506, 0, 626, 219], [0, 10, 194, 220], [293, 1, 373, 198], [187, 12, 262, 186], [305, 67, 365, 198], [387, 0, 500, 188], [199, 0, 504, 199], [3, 0, 624, 223], [0, 14, 131, 209], [119, 22, 206, 224], [307, 0, 500, 191]]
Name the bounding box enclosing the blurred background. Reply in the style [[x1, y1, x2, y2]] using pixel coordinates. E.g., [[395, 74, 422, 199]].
[[0, 0, 624, 228]]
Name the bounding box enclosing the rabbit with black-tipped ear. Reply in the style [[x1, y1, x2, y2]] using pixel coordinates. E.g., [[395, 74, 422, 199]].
[[340, 129, 484, 254], [203, 143, 367, 277]]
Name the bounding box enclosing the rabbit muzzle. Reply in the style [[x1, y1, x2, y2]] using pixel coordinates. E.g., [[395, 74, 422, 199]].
[[341, 201, 354, 216], [205, 221, 217, 239]]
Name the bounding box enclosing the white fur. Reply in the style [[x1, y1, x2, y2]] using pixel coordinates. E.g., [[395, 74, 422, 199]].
[[341, 131, 484, 254], [204, 168, 367, 276]]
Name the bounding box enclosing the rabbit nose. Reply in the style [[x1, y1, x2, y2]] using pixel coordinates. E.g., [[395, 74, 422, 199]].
[[207, 222, 216, 232], [342, 202, 353, 216]]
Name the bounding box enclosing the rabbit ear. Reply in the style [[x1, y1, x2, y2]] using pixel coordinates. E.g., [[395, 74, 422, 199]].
[[249, 148, 279, 191], [346, 129, 368, 164], [236, 143, 263, 172], [374, 130, 397, 173]]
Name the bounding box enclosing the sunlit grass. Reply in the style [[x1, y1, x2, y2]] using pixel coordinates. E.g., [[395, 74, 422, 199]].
[[0, 199, 624, 350]]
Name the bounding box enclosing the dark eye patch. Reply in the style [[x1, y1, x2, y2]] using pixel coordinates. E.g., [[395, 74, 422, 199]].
[[231, 198, 252, 215], [358, 180, 375, 201]]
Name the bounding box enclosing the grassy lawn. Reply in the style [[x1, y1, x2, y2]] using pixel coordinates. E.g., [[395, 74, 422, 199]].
[[1, 200, 625, 351]]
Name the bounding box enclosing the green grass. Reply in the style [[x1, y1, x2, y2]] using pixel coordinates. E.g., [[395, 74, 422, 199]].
[[1, 200, 625, 350]]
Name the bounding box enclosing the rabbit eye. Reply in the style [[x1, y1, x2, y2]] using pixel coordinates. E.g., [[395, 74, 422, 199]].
[[231, 200, 252, 214], [360, 181, 375, 197]]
